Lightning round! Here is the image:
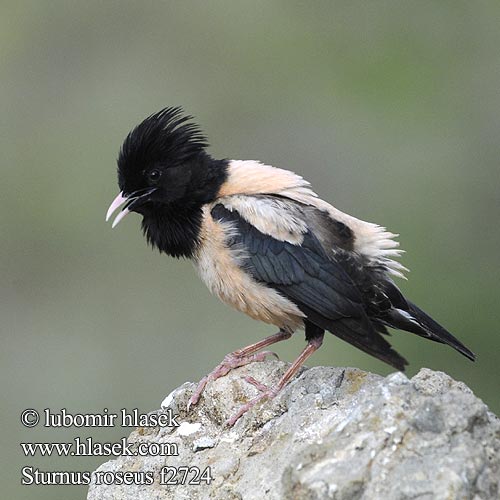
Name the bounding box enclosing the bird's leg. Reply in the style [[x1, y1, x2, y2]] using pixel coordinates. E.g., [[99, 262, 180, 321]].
[[226, 332, 324, 426], [188, 329, 292, 410]]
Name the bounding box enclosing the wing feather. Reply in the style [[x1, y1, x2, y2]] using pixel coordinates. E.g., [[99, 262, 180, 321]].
[[211, 198, 408, 371]]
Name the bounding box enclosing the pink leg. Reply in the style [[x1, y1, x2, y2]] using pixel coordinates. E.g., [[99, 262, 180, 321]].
[[226, 333, 324, 426], [187, 329, 292, 410]]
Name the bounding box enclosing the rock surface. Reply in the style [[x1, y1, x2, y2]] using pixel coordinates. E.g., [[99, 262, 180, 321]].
[[87, 361, 499, 500]]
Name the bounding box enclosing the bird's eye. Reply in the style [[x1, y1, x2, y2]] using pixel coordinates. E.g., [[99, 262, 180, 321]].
[[147, 169, 162, 183]]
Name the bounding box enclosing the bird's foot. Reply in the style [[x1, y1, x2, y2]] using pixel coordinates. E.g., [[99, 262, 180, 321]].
[[225, 331, 325, 426], [187, 351, 279, 411], [226, 376, 279, 426]]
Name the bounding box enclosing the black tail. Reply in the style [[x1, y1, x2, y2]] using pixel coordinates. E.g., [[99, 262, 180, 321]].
[[299, 303, 409, 371], [387, 300, 475, 362]]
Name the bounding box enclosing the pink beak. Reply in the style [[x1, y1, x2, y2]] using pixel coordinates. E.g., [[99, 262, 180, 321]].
[[105, 192, 130, 228], [106, 187, 158, 228]]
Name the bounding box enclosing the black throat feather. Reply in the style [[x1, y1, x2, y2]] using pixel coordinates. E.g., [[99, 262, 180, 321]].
[[141, 202, 203, 258], [139, 156, 228, 258]]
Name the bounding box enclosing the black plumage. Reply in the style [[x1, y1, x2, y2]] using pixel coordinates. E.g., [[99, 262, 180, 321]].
[[106, 107, 475, 425], [115, 107, 228, 258], [212, 203, 408, 370]]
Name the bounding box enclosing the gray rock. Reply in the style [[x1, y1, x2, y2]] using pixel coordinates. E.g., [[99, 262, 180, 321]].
[[87, 362, 500, 500]]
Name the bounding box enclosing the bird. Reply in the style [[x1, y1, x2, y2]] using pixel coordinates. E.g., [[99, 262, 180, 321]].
[[106, 106, 475, 425]]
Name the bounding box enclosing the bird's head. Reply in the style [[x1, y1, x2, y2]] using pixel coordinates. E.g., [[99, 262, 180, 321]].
[[106, 107, 222, 227]]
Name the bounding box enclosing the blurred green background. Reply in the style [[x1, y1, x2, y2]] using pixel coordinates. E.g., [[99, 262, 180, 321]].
[[2, 1, 499, 499]]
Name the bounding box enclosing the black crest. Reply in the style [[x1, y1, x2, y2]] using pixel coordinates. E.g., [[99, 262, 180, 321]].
[[118, 107, 209, 188]]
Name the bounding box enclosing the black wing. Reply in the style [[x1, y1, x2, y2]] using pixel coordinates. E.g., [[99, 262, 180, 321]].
[[212, 203, 408, 370]]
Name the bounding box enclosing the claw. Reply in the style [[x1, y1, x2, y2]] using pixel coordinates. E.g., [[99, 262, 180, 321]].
[[186, 329, 292, 414], [244, 376, 270, 392], [226, 334, 325, 426], [187, 351, 279, 411], [226, 386, 279, 427], [187, 375, 209, 411]]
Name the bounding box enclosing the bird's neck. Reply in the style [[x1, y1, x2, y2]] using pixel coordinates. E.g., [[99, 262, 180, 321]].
[[142, 202, 203, 258], [141, 157, 229, 258]]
